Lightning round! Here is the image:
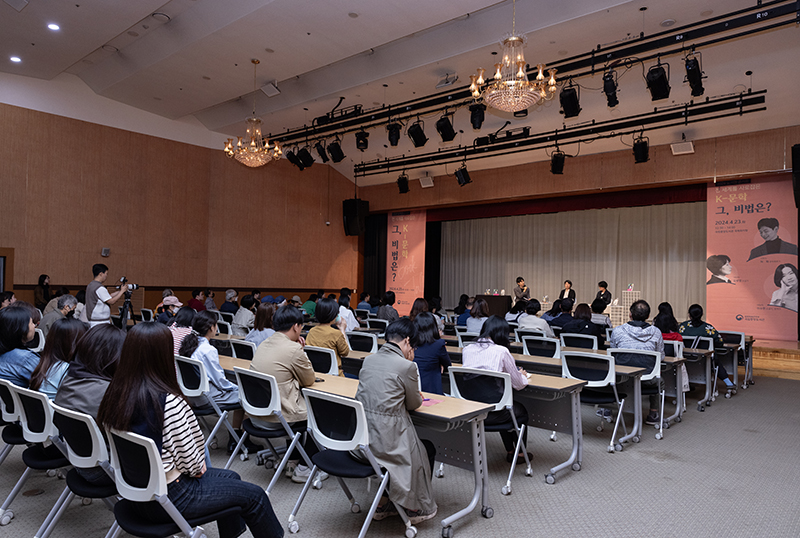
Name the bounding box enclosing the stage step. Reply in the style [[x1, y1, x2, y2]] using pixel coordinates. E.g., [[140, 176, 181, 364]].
[[750, 340, 800, 381]]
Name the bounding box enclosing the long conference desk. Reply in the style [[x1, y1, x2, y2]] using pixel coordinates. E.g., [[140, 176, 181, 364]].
[[219, 355, 496, 538]]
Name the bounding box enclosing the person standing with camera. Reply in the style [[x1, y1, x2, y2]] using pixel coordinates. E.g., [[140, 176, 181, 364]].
[[85, 263, 128, 327]]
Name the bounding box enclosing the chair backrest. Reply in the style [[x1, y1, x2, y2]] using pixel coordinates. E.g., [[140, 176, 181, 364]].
[[27, 328, 45, 352], [515, 328, 545, 342], [346, 332, 378, 353], [11, 384, 58, 443], [664, 340, 684, 359], [561, 350, 616, 388], [140, 308, 154, 322], [107, 428, 167, 502], [448, 366, 513, 412], [216, 320, 231, 335], [233, 367, 282, 418], [560, 333, 598, 350], [220, 312, 234, 324], [174, 355, 209, 398], [457, 332, 480, 348], [367, 312, 377, 319], [522, 336, 560, 358], [111, 315, 122, 329], [605, 328, 613, 342], [366, 318, 388, 335], [718, 330, 745, 350], [454, 325, 468, 334], [51, 402, 109, 469], [305, 345, 339, 376], [355, 309, 370, 319], [607, 348, 662, 381], [551, 325, 564, 338], [302, 388, 368, 452], [507, 321, 519, 331], [0, 378, 19, 422], [682, 335, 713, 351], [230, 340, 257, 360]]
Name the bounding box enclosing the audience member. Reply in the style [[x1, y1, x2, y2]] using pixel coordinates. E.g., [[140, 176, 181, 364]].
[[610, 300, 664, 424], [453, 294, 470, 316], [0, 291, 16, 309], [505, 300, 528, 323], [540, 299, 562, 323], [409, 297, 429, 321], [412, 312, 450, 394], [205, 289, 218, 310], [558, 280, 576, 301], [590, 299, 612, 329], [377, 291, 400, 322], [357, 292, 371, 311], [275, 295, 287, 307], [679, 304, 735, 390], [74, 290, 86, 322], [97, 322, 283, 538], [29, 317, 87, 399], [168, 306, 195, 355], [250, 305, 326, 484], [232, 294, 256, 336], [245, 303, 275, 348], [337, 294, 360, 332], [290, 295, 303, 308], [155, 288, 174, 314], [187, 289, 207, 311], [251, 290, 261, 303], [596, 281, 612, 305], [653, 302, 682, 341], [517, 299, 555, 337], [461, 316, 530, 464], [301, 294, 318, 317], [513, 277, 530, 303], [220, 289, 239, 314], [39, 294, 78, 338], [355, 317, 438, 524], [157, 295, 183, 324], [561, 303, 605, 340], [305, 298, 349, 376], [43, 286, 70, 315], [456, 297, 474, 326], [466, 298, 490, 333], [85, 264, 127, 327], [34, 273, 51, 311], [262, 295, 275, 305], [549, 298, 575, 328], [0, 301, 40, 387]]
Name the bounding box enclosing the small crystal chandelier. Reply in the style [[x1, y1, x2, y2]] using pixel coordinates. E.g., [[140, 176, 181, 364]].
[[469, 0, 557, 113], [223, 59, 282, 168]]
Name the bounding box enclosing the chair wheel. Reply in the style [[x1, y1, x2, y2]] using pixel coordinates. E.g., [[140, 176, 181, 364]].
[[572, 463, 581, 471], [81, 497, 92, 506], [596, 425, 603, 432], [655, 433, 663, 440], [545, 474, 555, 484], [405, 526, 418, 538], [312, 479, 322, 490], [615, 443, 623, 452], [549, 432, 557, 442], [481, 506, 493, 518], [524, 467, 532, 477], [632, 436, 640, 443], [501, 485, 511, 496], [351, 503, 360, 514], [435, 469, 444, 478], [47, 469, 57, 477], [288, 520, 299, 534], [725, 392, 731, 399], [240, 453, 248, 462], [697, 405, 704, 412], [0, 510, 14, 525], [442, 526, 454, 538], [210, 440, 218, 450], [663, 421, 670, 429], [607, 445, 614, 453], [675, 416, 682, 423]]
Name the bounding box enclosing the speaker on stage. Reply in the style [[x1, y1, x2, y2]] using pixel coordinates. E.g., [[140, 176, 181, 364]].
[[792, 144, 800, 209], [343, 198, 369, 236]]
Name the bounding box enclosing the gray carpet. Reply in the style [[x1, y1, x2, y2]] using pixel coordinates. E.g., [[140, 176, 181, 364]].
[[2, 377, 799, 538]]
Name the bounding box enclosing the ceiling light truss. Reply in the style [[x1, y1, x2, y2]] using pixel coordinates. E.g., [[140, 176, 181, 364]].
[[353, 91, 766, 176], [270, 0, 795, 147]]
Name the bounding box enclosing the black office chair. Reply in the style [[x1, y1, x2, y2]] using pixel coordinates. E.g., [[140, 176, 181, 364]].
[[560, 333, 598, 350], [0, 379, 25, 469], [521, 336, 560, 358], [346, 333, 378, 353], [304, 346, 339, 376], [230, 340, 257, 360]]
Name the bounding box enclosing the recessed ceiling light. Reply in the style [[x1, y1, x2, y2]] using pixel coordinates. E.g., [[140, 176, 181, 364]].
[[700, 9, 713, 17], [102, 44, 118, 52], [153, 97, 162, 101], [348, 12, 358, 18], [127, 31, 139, 37], [151, 12, 170, 22], [660, 18, 676, 27], [10, 56, 21, 63], [47, 23, 60, 31], [264, 48, 275, 53], [202, 75, 211, 80]]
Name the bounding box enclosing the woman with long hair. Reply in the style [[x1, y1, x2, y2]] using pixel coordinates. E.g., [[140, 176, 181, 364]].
[[97, 322, 283, 538], [653, 302, 682, 341], [679, 304, 734, 389], [34, 274, 51, 311], [453, 294, 469, 316], [412, 312, 450, 394], [0, 301, 40, 387], [540, 299, 563, 323], [29, 318, 87, 399], [461, 316, 530, 463], [168, 306, 196, 355], [408, 298, 429, 321], [466, 298, 490, 333], [561, 303, 605, 339], [245, 302, 275, 347]]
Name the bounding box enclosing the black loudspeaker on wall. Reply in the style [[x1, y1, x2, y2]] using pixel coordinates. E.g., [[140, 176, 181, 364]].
[[343, 199, 369, 236], [792, 144, 800, 209]]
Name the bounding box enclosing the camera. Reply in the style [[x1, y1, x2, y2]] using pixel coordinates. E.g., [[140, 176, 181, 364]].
[[117, 276, 139, 291]]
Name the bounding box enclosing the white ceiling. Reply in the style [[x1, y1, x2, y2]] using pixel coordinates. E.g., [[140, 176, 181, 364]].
[[1, 0, 798, 185]]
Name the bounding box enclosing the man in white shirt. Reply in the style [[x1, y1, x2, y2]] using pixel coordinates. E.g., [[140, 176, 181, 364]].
[[517, 299, 555, 338], [85, 263, 128, 327]]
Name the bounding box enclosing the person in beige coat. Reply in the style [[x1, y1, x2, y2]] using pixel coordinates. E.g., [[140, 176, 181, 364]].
[[250, 305, 327, 484], [355, 317, 438, 525]]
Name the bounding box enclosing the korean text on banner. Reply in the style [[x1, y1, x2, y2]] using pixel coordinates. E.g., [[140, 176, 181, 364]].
[[386, 211, 426, 316]]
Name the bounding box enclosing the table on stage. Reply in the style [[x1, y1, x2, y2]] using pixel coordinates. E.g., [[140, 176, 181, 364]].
[[219, 355, 496, 537], [475, 295, 512, 317]]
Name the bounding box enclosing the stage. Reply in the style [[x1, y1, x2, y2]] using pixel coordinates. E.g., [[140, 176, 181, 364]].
[[752, 340, 800, 381]]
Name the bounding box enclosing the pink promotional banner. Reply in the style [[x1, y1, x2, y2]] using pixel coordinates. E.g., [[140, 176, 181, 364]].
[[706, 174, 798, 340], [386, 210, 426, 316]]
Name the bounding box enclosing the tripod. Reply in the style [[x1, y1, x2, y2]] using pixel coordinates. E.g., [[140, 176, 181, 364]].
[[119, 290, 136, 329]]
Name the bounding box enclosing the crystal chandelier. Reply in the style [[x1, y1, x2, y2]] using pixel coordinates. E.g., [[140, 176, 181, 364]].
[[223, 59, 282, 168], [469, 0, 557, 113]]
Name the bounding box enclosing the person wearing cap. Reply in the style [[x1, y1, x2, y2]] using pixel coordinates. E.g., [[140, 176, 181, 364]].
[[275, 295, 287, 306], [157, 295, 183, 324], [290, 295, 303, 307], [220, 289, 238, 314], [261, 294, 275, 305]]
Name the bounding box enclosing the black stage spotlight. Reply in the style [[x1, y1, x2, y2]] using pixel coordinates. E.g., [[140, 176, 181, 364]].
[[469, 103, 486, 129], [408, 120, 428, 148], [296, 146, 315, 168], [355, 130, 369, 151], [559, 84, 581, 118], [397, 172, 410, 194], [327, 138, 345, 163], [603, 70, 619, 107], [551, 151, 565, 174], [455, 164, 472, 187], [314, 141, 329, 163], [285, 149, 304, 170], [633, 135, 649, 163], [685, 56, 704, 97], [436, 114, 456, 142], [387, 122, 401, 146], [646, 62, 671, 101]]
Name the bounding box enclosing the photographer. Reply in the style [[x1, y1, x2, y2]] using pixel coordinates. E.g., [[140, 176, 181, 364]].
[[85, 264, 128, 327]]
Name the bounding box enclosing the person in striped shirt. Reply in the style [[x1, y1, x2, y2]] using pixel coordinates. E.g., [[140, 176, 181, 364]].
[[461, 315, 531, 464], [98, 322, 283, 538]]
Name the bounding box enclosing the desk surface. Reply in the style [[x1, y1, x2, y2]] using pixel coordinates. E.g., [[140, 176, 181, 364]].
[[211, 333, 244, 341]]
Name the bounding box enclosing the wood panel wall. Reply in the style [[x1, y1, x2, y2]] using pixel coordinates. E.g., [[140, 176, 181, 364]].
[[0, 103, 359, 292], [361, 125, 800, 212]]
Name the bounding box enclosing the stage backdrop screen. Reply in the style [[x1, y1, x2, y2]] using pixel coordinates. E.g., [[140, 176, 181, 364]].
[[706, 174, 798, 340], [386, 210, 426, 316]]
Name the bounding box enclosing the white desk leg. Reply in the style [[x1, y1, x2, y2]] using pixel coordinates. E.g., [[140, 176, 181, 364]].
[[546, 389, 583, 484], [618, 375, 642, 445], [665, 364, 684, 425], [697, 355, 712, 411]]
